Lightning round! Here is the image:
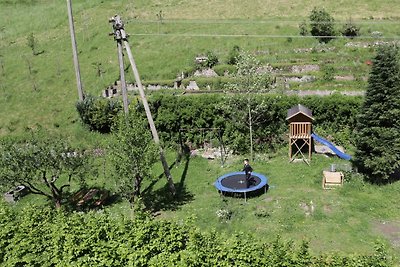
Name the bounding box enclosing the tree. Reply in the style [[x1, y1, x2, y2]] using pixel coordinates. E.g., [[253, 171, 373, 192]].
[[227, 45, 241, 65], [341, 19, 360, 38], [354, 45, 400, 183], [109, 112, 158, 204], [309, 7, 335, 43], [224, 51, 272, 160], [76, 94, 122, 133], [0, 133, 93, 208]]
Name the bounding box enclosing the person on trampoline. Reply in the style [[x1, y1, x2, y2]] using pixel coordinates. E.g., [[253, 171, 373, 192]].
[[243, 159, 255, 188]]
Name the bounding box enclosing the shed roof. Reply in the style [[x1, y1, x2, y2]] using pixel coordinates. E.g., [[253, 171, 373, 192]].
[[286, 104, 314, 121]]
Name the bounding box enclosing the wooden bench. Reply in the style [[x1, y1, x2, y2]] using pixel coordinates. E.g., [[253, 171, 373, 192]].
[[322, 171, 344, 189]]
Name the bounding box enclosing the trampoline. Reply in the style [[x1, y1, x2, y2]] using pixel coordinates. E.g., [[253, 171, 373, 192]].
[[214, 172, 268, 201]]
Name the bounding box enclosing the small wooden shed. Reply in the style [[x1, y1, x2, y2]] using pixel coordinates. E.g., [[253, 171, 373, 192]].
[[286, 104, 314, 164]]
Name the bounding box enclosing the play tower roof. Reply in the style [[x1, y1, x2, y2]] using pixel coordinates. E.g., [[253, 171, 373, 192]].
[[286, 104, 314, 123]]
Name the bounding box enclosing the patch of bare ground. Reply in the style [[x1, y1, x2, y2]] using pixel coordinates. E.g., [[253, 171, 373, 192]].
[[373, 220, 400, 248]]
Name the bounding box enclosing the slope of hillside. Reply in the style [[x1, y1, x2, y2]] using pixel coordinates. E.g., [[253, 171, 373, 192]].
[[1, 0, 400, 138]]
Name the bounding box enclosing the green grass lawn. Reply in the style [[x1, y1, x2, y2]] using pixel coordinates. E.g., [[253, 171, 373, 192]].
[[14, 146, 400, 260], [3, 0, 400, 262], [149, 149, 400, 259]]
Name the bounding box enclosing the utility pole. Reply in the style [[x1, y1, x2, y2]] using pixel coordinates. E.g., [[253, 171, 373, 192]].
[[116, 32, 129, 114], [66, 0, 84, 101], [109, 15, 176, 195]]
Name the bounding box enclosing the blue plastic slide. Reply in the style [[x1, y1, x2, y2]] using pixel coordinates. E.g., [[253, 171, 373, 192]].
[[311, 133, 352, 160]]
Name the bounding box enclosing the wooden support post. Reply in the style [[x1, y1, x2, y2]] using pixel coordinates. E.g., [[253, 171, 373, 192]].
[[109, 15, 176, 195], [66, 0, 84, 101], [117, 40, 129, 114]]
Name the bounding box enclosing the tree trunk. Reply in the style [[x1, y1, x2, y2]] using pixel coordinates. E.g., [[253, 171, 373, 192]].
[[248, 105, 254, 161], [54, 198, 62, 209]]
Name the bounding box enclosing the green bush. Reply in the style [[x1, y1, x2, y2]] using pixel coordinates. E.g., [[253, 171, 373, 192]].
[[0, 203, 392, 266], [226, 45, 241, 65], [298, 20, 308, 36], [341, 21, 360, 38], [181, 77, 237, 90], [309, 7, 336, 43], [213, 64, 237, 76], [76, 94, 122, 133], [142, 79, 176, 87], [148, 94, 362, 153]]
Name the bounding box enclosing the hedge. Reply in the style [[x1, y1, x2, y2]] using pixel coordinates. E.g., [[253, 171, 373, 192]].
[[147, 93, 363, 152], [0, 202, 391, 267], [77, 93, 363, 153]]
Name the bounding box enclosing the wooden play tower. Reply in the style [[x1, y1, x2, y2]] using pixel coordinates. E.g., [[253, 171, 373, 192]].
[[286, 104, 314, 164]]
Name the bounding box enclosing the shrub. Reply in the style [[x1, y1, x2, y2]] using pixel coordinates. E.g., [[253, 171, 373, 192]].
[[213, 64, 237, 76], [226, 45, 241, 65], [0, 203, 393, 266], [309, 7, 336, 43], [76, 94, 122, 133], [148, 94, 362, 153], [342, 20, 360, 38], [299, 20, 308, 36], [321, 64, 335, 81], [205, 51, 219, 68]]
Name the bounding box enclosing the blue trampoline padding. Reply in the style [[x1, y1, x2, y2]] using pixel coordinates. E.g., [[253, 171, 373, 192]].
[[214, 171, 268, 193]]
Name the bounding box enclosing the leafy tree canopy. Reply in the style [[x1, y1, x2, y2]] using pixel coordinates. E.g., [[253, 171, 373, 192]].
[[109, 112, 158, 203], [0, 132, 94, 208], [309, 7, 336, 43]]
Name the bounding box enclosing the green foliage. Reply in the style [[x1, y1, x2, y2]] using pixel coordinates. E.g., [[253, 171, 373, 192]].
[[322, 64, 335, 81], [149, 93, 361, 153], [197, 51, 219, 69], [341, 20, 361, 38], [0, 203, 392, 266], [0, 132, 93, 208], [299, 20, 308, 36], [226, 51, 271, 91], [309, 7, 336, 43], [226, 45, 241, 65], [213, 64, 237, 76], [76, 94, 122, 133], [181, 76, 236, 90], [205, 51, 219, 68], [109, 112, 158, 203], [354, 45, 400, 183]]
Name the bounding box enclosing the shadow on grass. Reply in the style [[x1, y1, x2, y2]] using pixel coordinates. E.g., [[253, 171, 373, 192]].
[[143, 152, 194, 213], [64, 186, 123, 212], [142, 182, 194, 213]]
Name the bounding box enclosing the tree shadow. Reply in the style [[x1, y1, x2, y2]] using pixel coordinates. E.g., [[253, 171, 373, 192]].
[[142, 182, 194, 213], [64, 186, 122, 212], [142, 148, 193, 213]]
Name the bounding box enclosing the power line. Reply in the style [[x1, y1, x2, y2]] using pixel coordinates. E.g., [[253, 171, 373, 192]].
[[127, 18, 400, 25], [129, 32, 400, 40]]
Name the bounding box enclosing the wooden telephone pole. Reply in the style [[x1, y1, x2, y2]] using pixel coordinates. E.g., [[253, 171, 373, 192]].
[[66, 0, 84, 101], [109, 15, 176, 195]]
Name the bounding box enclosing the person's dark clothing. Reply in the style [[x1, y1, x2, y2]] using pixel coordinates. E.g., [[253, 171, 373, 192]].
[[243, 163, 253, 177], [243, 163, 253, 188]]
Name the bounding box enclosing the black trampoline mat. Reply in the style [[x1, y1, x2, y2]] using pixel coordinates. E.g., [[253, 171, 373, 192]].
[[220, 174, 262, 190]]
